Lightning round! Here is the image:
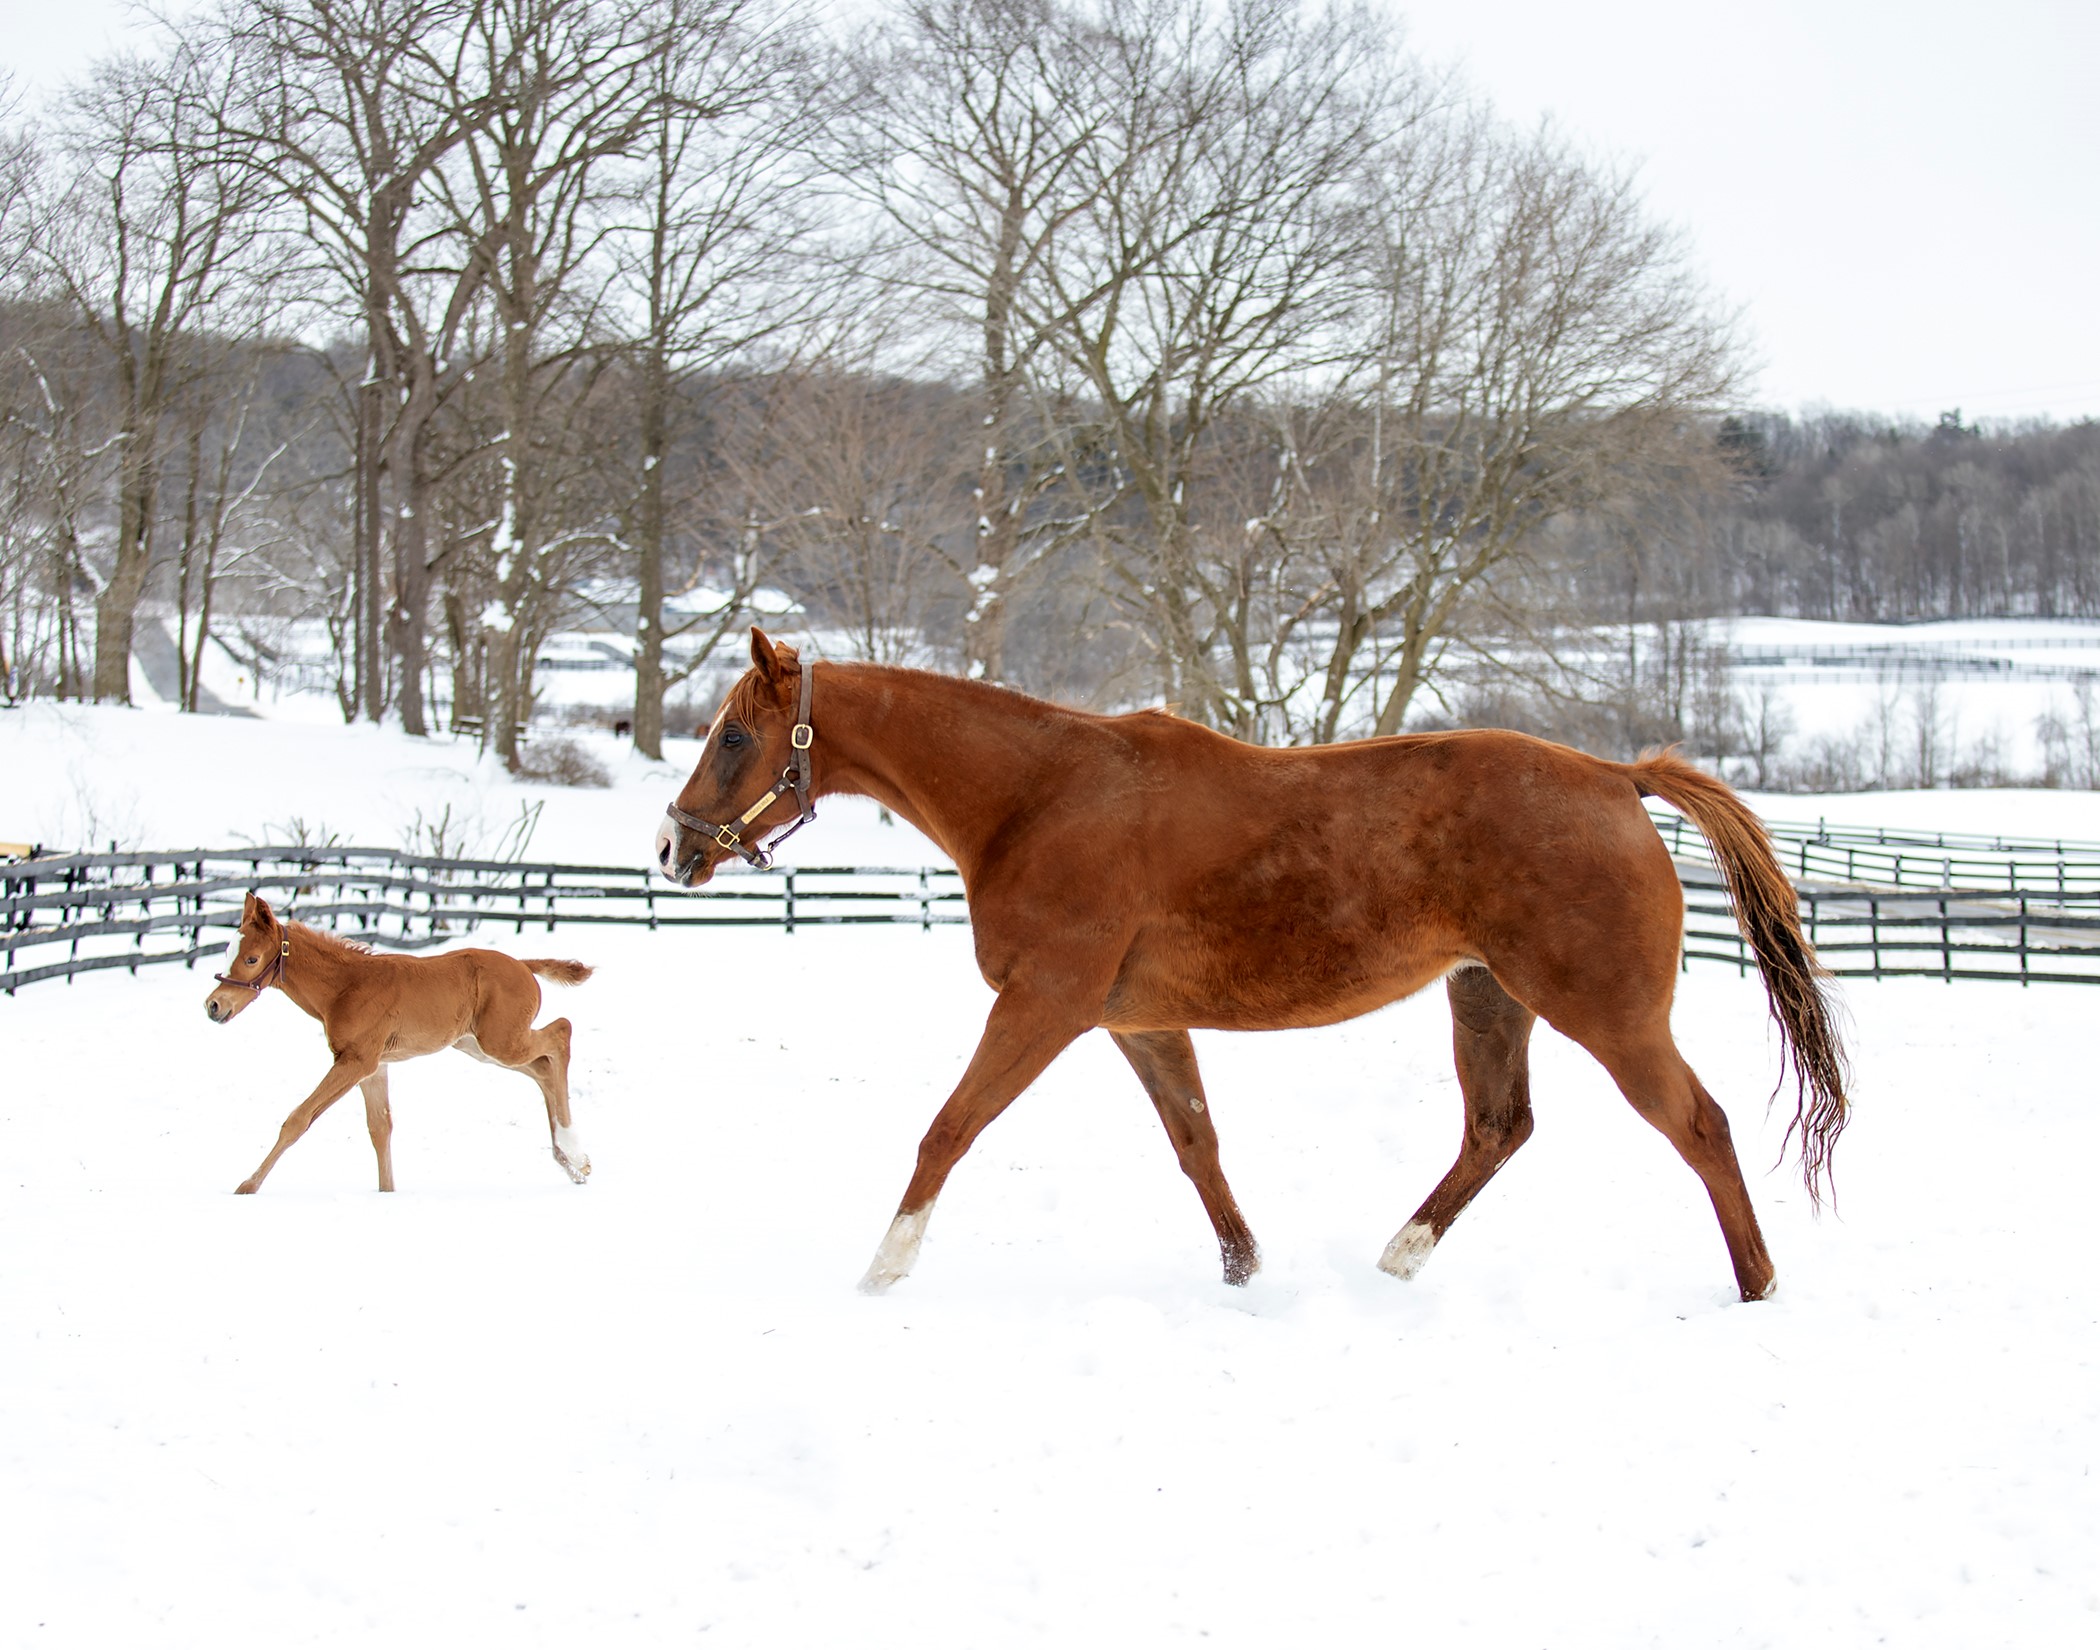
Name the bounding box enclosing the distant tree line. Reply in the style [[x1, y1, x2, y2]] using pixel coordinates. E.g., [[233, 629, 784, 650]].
[[1557, 409, 2100, 629]]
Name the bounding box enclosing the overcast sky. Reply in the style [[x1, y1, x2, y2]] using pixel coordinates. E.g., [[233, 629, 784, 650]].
[[6, 0, 2095, 425]]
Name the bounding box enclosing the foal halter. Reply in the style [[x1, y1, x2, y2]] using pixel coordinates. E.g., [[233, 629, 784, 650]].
[[215, 933, 290, 994], [663, 663, 817, 874]]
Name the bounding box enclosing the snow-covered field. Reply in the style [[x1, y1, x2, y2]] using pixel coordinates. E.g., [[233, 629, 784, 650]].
[[4, 677, 2099, 1646]]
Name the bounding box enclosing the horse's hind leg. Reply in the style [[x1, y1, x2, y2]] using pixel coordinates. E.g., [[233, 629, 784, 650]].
[[361, 1069, 396, 1193], [1112, 1030, 1259, 1285], [1591, 1030, 1776, 1302], [1379, 966, 1538, 1280]]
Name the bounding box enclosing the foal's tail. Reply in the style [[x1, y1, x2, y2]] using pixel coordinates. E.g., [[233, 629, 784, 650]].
[[523, 958, 593, 987], [1628, 749, 1850, 1208]]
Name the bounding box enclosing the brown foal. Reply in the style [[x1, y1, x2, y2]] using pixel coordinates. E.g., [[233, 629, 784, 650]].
[[205, 892, 594, 1193], [657, 631, 1849, 1303]]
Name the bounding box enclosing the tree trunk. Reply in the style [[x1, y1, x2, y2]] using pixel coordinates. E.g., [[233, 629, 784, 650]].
[[91, 426, 157, 704], [630, 346, 669, 759]]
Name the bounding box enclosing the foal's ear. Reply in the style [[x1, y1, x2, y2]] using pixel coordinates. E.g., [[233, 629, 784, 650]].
[[249, 893, 276, 928]]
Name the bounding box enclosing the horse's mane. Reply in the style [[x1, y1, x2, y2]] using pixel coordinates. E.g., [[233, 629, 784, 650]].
[[287, 919, 376, 957]]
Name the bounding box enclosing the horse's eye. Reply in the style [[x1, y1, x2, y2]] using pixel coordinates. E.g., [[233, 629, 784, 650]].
[[245, 955, 258, 965], [722, 726, 746, 749]]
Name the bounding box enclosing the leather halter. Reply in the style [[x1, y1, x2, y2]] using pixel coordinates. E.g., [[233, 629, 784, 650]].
[[663, 663, 817, 874], [215, 932, 290, 994]]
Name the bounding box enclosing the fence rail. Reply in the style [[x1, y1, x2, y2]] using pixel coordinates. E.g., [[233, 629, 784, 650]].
[[1645, 804, 2100, 900], [8, 832, 2100, 995], [2, 847, 967, 995]]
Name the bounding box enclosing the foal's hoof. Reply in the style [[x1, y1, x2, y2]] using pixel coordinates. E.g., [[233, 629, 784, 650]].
[[234, 1181, 259, 1196], [553, 1147, 591, 1185], [857, 1264, 903, 1296]]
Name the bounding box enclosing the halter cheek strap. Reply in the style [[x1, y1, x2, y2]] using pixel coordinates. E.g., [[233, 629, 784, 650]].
[[664, 663, 817, 872], [215, 934, 290, 994]]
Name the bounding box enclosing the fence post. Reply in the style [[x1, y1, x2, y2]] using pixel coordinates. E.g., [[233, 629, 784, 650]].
[[1871, 897, 1881, 977], [920, 867, 931, 933], [1941, 895, 1950, 983], [785, 869, 797, 935], [2018, 895, 2028, 987]]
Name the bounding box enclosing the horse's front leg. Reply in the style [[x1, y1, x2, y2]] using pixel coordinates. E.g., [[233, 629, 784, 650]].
[[859, 984, 1092, 1294], [236, 1050, 377, 1194]]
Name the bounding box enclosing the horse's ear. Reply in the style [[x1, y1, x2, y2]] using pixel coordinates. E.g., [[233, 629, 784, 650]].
[[249, 893, 275, 928], [750, 627, 782, 681]]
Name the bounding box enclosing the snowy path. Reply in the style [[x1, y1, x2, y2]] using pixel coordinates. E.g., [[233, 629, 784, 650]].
[[3, 926, 2093, 1647]]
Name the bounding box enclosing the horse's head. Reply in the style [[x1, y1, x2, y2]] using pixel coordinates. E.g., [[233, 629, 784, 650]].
[[205, 891, 289, 1024], [655, 628, 817, 887]]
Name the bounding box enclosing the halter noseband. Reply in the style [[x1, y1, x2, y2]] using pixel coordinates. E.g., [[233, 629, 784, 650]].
[[663, 663, 817, 874], [215, 933, 290, 994]]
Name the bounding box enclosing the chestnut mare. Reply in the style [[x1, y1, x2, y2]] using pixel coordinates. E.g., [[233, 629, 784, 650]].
[[205, 892, 594, 1193], [657, 632, 1848, 1303]]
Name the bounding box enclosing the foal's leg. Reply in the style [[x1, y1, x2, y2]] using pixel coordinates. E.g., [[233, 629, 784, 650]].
[[860, 985, 1091, 1294], [361, 1068, 396, 1193], [236, 1050, 378, 1194], [459, 1016, 590, 1184], [1589, 1031, 1777, 1302], [527, 1018, 590, 1183], [1111, 1030, 1260, 1285], [1379, 967, 1538, 1280]]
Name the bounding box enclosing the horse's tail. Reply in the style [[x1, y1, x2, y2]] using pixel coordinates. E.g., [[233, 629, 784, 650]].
[[523, 958, 593, 987], [1627, 748, 1850, 1208]]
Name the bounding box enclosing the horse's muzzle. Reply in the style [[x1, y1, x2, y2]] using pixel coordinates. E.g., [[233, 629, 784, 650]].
[[653, 817, 715, 888]]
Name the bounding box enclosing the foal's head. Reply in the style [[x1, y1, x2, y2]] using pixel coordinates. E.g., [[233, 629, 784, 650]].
[[655, 628, 815, 888], [204, 892, 287, 1024]]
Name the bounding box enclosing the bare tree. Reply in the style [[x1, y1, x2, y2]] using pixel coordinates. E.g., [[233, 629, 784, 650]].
[[1031, 0, 1410, 734], [613, 0, 823, 758], [37, 42, 271, 703], [222, 0, 500, 728], [750, 357, 979, 664], [439, 0, 670, 769], [829, 0, 1118, 686], [165, 347, 302, 711], [1249, 109, 1741, 740]]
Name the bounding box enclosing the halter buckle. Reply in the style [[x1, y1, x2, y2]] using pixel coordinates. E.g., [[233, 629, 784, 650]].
[[791, 723, 814, 751], [714, 824, 741, 849]]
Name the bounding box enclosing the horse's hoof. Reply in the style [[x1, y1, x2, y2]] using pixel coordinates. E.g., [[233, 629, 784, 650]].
[[234, 1182, 257, 1196], [1377, 1221, 1436, 1280], [553, 1147, 591, 1184], [857, 1267, 901, 1296]]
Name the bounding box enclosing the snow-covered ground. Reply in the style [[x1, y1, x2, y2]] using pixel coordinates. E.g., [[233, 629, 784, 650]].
[[4, 670, 2099, 1646]]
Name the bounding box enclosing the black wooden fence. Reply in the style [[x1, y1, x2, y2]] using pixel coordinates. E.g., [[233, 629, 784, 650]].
[[1, 847, 967, 995], [1646, 808, 2100, 900], [6, 826, 2100, 995]]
